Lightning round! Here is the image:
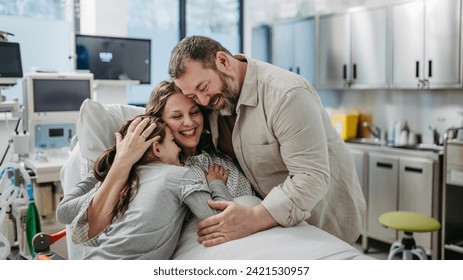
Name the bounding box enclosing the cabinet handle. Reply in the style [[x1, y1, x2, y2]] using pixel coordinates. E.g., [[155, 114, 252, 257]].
[[353, 64, 357, 80], [428, 60, 432, 78], [377, 162, 393, 169], [404, 166, 423, 174], [343, 64, 347, 80], [289, 66, 293, 72], [416, 61, 420, 78], [296, 66, 300, 75]]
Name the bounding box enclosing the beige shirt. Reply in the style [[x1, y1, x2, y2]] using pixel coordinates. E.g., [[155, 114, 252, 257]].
[[210, 56, 366, 244]]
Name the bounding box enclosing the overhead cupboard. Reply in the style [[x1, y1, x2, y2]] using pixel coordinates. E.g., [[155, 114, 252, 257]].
[[263, 0, 463, 90], [391, 0, 461, 89], [317, 6, 388, 89], [271, 17, 315, 83]]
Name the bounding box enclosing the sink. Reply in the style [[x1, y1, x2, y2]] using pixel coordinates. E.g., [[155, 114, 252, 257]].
[[346, 138, 386, 146], [346, 139, 443, 153], [393, 143, 444, 153]]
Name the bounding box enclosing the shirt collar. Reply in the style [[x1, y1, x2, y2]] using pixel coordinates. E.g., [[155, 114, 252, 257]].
[[235, 54, 258, 112]]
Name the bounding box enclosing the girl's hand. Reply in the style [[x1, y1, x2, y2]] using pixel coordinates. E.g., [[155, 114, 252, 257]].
[[113, 117, 159, 166], [206, 164, 229, 184]]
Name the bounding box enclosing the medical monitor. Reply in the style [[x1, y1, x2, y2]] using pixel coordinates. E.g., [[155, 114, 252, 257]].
[[75, 34, 151, 84], [23, 72, 94, 126], [0, 41, 23, 85]]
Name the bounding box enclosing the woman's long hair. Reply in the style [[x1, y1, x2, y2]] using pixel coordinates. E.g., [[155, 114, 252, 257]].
[[93, 114, 166, 220]]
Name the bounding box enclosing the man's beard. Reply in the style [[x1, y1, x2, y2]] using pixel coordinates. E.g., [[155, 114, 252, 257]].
[[208, 71, 239, 116]]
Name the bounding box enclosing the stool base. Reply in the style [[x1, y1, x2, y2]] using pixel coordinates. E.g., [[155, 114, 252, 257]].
[[388, 232, 427, 260]]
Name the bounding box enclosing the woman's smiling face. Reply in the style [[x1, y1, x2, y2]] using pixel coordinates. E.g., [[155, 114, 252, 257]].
[[161, 92, 204, 156]]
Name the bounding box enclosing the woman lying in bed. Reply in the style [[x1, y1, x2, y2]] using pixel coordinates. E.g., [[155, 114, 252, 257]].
[[56, 81, 256, 259], [69, 114, 236, 259]]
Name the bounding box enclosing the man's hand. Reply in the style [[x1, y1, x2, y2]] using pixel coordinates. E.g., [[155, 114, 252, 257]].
[[197, 200, 279, 247]]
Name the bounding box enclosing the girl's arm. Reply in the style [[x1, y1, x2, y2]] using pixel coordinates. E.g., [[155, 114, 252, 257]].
[[205, 163, 232, 202], [180, 168, 232, 221], [56, 174, 98, 224]]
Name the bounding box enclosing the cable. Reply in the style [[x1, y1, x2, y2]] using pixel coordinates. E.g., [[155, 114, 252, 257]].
[[0, 142, 11, 166], [0, 116, 20, 166], [0, 163, 36, 259]]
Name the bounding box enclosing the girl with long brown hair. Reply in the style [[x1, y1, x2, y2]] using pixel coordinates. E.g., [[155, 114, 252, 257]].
[[67, 114, 232, 259]]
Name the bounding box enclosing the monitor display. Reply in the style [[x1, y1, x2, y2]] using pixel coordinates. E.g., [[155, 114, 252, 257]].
[[0, 42, 23, 84], [32, 79, 91, 112], [75, 34, 151, 84]]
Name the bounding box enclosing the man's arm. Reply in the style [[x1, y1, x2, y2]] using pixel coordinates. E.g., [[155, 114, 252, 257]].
[[197, 87, 330, 246], [261, 86, 331, 226]]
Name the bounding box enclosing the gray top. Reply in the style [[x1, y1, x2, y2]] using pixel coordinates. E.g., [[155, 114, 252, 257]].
[[69, 163, 231, 259], [56, 150, 253, 225]]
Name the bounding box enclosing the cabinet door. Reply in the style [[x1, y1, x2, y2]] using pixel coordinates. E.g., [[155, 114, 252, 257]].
[[399, 157, 434, 251], [351, 7, 388, 88], [350, 149, 367, 198], [272, 21, 294, 72], [293, 18, 315, 83], [392, 0, 461, 88], [367, 153, 399, 243], [251, 25, 270, 63], [317, 13, 350, 89], [392, 0, 425, 88], [424, 0, 461, 87]]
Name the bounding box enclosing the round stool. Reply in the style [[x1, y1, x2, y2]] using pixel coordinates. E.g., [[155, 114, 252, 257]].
[[378, 211, 441, 260]]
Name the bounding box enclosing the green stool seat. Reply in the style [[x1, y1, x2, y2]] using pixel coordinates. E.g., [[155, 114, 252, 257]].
[[379, 211, 441, 233], [378, 211, 441, 260]]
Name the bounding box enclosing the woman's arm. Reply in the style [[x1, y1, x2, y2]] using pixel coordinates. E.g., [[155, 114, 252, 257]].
[[86, 117, 158, 239], [56, 174, 98, 224]]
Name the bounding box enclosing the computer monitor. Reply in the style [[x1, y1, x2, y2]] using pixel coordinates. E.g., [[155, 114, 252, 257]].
[[0, 41, 23, 86], [23, 72, 94, 125], [75, 34, 151, 84]]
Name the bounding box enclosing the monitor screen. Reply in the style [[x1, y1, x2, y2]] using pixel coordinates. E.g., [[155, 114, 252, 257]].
[[32, 79, 91, 112], [75, 34, 151, 84], [0, 41, 23, 78]]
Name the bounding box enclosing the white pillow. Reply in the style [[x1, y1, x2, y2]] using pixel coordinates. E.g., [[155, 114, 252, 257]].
[[77, 99, 145, 162]]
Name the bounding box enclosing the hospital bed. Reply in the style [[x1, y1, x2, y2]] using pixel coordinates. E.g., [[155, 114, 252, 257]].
[[59, 99, 373, 260]]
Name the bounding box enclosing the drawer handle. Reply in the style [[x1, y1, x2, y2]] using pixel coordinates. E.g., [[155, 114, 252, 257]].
[[377, 162, 393, 169], [405, 167, 423, 174]]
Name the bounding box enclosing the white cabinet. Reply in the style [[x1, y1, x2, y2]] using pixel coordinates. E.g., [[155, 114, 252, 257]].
[[317, 7, 388, 89], [272, 18, 315, 83], [442, 139, 463, 259], [350, 149, 367, 198], [367, 153, 399, 244], [366, 150, 439, 258], [398, 157, 435, 253], [392, 0, 461, 89], [349, 148, 368, 250]]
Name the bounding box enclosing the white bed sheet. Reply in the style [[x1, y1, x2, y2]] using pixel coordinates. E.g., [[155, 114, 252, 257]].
[[60, 142, 372, 260], [173, 196, 371, 260]]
